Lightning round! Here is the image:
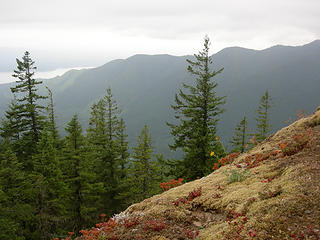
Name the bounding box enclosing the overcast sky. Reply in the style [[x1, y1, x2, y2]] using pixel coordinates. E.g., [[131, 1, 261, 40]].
[[0, 0, 319, 75]]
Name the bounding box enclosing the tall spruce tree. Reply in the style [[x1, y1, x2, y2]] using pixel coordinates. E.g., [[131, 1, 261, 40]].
[[167, 36, 226, 180], [126, 125, 161, 203], [113, 118, 130, 210], [87, 99, 108, 150], [117, 118, 129, 180], [0, 98, 23, 142], [63, 115, 103, 232], [87, 87, 126, 215], [99, 88, 121, 214], [254, 91, 272, 142], [9, 51, 47, 165], [45, 87, 59, 143], [63, 115, 84, 231], [0, 140, 33, 240], [230, 116, 248, 153], [32, 128, 67, 239]]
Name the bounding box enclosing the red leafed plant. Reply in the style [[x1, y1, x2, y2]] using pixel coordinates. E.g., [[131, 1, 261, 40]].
[[244, 153, 271, 169], [143, 218, 166, 231], [213, 152, 240, 171], [160, 178, 184, 191], [223, 210, 257, 240], [279, 129, 314, 156], [173, 187, 202, 206], [183, 227, 199, 239], [124, 216, 140, 228], [188, 187, 202, 201]]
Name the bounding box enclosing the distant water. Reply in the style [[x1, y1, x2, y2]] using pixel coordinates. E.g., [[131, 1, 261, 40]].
[[0, 67, 93, 84]]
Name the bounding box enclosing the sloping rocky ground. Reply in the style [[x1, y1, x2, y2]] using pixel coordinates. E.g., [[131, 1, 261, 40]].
[[75, 106, 320, 240]]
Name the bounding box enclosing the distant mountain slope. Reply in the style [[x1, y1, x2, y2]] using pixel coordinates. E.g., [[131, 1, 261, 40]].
[[0, 41, 319, 157]]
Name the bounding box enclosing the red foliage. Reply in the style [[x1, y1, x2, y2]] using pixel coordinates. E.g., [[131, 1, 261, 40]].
[[173, 187, 202, 206], [261, 177, 273, 183], [143, 219, 166, 231], [213, 152, 240, 171], [160, 178, 184, 191], [183, 227, 199, 239], [279, 129, 314, 156], [223, 210, 257, 240], [187, 187, 202, 201], [244, 152, 271, 169], [124, 216, 139, 228]]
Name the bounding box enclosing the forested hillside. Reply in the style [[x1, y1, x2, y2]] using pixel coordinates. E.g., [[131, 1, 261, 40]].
[[0, 38, 319, 240]]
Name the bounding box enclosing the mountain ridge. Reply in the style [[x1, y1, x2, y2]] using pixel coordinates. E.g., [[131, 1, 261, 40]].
[[0, 40, 319, 157]]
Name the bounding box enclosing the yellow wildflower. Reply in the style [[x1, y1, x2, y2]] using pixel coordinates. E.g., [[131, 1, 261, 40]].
[[210, 151, 215, 157], [215, 136, 219, 141]]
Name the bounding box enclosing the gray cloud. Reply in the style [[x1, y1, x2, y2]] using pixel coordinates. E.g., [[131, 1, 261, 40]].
[[0, 0, 319, 71]]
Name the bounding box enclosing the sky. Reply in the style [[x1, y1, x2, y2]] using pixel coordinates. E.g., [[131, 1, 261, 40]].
[[0, 0, 320, 82]]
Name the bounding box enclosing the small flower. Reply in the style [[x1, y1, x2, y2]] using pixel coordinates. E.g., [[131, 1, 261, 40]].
[[215, 136, 219, 141], [210, 151, 215, 157]]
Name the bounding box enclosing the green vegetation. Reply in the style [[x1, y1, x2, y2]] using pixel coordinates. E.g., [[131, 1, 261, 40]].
[[223, 169, 250, 184], [0, 40, 318, 240], [230, 116, 248, 153], [167, 36, 226, 180], [253, 91, 272, 143], [0, 53, 166, 239], [125, 125, 162, 204]]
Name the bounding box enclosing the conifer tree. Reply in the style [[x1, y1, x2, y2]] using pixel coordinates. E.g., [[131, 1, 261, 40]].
[[87, 99, 108, 150], [8, 51, 47, 166], [254, 91, 272, 142], [0, 141, 33, 240], [87, 88, 125, 215], [230, 116, 248, 153], [11, 51, 47, 142], [127, 125, 161, 203], [63, 115, 102, 231], [63, 115, 84, 231], [167, 36, 226, 180], [32, 128, 67, 239], [45, 87, 59, 143], [117, 118, 129, 180], [0, 98, 23, 142], [96, 88, 121, 214]]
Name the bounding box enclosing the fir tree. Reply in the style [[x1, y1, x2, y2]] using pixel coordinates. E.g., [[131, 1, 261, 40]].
[[87, 99, 108, 150], [117, 118, 129, 180], [32, 128, 67, 239], [254, 91, 272, 142], [63, 115, 103, 231], [87, 88, 126, 215], [167, 36, 226, 180], [0, 141, 33, 240], [98, 88, 121, 214], [7, 51, 47, 167], [45, 87, 59, 143], [0, 98, 23, 142], [230, 116, 248, 153], [63, 115, 85, 231], [127, 125, 161, 203], [11, 51, 47, 143]]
